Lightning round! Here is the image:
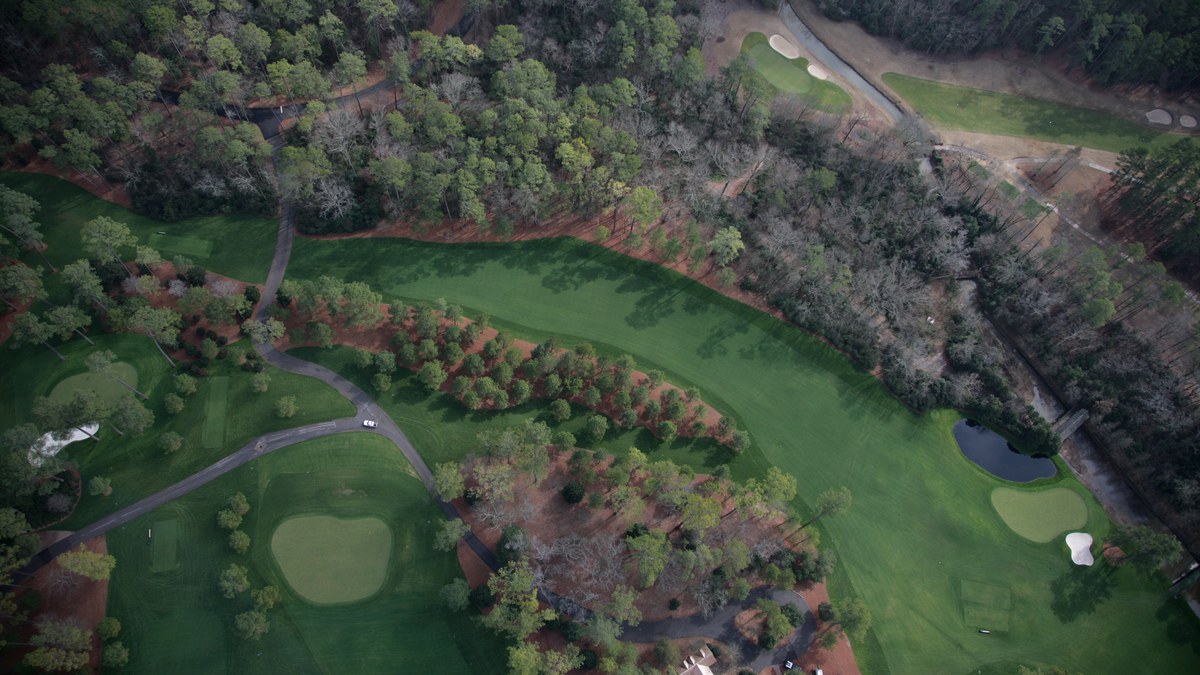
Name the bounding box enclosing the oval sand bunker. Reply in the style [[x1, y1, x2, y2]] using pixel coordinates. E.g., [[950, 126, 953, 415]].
[[768, 34, 801, 59], [271, 515, 393, 604], [807, 64, 829, 80]]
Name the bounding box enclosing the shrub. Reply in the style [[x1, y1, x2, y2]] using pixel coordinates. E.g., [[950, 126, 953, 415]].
[[561, 480, 585, 504], [468, 583, 494, 609], [818, 601, 836, 622], [668, 598, 681, 610], [781, 603, 804, 627]]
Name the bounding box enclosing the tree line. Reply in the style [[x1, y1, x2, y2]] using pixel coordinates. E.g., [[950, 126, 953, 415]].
[[812, 0, 1200, 89]]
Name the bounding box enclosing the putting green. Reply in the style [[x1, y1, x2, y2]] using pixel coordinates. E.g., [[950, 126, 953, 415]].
[[741, 32, 851, 113], [48, 363, 138, 406], [992, 487, 1087, 543], [270, 514, 393, 604]]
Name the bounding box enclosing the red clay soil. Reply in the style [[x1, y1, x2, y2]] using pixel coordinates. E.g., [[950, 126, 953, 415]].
[[280, 303, 726, 441], [0, 532, 111, 675], [5, 156, 132, 209], [456, 453, 787, 623], [792, 580, 862, 675], [0, 296, 33, 347], [430, 0, 467, 37]]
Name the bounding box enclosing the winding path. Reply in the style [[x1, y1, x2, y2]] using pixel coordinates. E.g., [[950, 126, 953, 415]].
[[12, 54, 817, 668]]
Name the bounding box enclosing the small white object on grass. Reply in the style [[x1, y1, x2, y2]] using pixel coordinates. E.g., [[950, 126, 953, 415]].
[[768, 34, 801, 59], [1066, 532, 1094, 566]]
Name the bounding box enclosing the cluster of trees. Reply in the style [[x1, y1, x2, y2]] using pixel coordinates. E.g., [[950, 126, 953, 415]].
[[813, 0, 1200, 89], [277, 278, 750, 450], [217, 492, 253, 555], [1107, 141, 1200, 282], [437, 424, 848, 672]]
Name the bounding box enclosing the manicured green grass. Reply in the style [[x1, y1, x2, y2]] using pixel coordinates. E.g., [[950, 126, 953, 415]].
[[150, 519, 180, 573], [270, 515, 392, 604], [1021, 198, 1047, 219], [201, 376, 230, 449], [48, 362, 137, 405], [998, 181, 1019, 198], [992, 487, 1088, 543], [285, 235, 1200, 674], [0, 172, 276, 284], [149, 232, 214, 257], [883, 73, 1195, 153], [105, 434, 505, 674], [0, 332, 355, 530], [742, 32, 852, 114]]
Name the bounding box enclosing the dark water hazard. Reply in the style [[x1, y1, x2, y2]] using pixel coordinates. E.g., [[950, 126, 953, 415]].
[[954, 419, 1057, 482]]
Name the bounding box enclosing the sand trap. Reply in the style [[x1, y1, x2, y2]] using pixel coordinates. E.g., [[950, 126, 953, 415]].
[[1145, 108, 1172, 125], [28, 423, 98, 467], [768, 34, 801, 59], [1066, 532, 1094, 566], [1180, 115, 1197, 129], [807, 64, 829, 80]]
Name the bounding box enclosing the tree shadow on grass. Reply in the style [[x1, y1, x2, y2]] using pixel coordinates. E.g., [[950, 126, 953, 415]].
[[1049, 564, 1113, 622], [1156, 598, 1200, 655]]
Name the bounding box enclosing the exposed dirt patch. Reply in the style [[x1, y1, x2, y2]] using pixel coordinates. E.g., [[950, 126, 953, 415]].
[[1, 532, 111, 674], [430, 0, 467, 37], [787, 0, 1186, 123], [793, 580, 861, 675]]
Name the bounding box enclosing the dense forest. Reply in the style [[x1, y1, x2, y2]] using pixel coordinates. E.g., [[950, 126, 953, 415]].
[[811, 0, 1200, 89]]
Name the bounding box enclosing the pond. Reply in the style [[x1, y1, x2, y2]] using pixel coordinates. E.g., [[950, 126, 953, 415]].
[[954, 419, 1056, 482]]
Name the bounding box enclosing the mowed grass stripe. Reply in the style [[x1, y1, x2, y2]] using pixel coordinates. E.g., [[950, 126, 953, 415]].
[[149, 232, 214, 257], [202, 376, 229, 449], [150, 519, 180, 573], [883, 72, 1195, 153], [284, 235, 1200, 674]]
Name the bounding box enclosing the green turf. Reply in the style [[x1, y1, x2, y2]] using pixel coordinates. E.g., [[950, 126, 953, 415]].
[[741, 32, 851, 114], [998, 181, 1019, 198], [1021, 198, 1047, 220], [104, 434, 505, 674], [968, 160, 991, 178], [883, 73, 1195, 153], [991, 487, 1088, 543], [284, 235, 1200, 674], [149, 232, 214, 257], [0, 332, 356, 530], [202, 376, 230, 449], [270, 515, 392, 604], [47, 362, 137, 405], [0, 172, 276, 284], [150, 519, 180, 573]]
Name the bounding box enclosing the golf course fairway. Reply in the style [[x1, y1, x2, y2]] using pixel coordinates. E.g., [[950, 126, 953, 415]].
[[286, 235, 1200, 674]]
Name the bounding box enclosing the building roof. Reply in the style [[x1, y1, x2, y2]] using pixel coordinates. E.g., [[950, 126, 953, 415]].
[[678, 648, 717, 675]]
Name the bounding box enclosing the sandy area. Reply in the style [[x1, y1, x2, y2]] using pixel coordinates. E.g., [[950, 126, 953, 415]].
[[807, 64, 828, 80], [769, 34, 800, 59]]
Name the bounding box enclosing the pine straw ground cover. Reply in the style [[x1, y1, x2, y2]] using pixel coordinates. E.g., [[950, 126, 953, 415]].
[[286, 235, 1200, 674]]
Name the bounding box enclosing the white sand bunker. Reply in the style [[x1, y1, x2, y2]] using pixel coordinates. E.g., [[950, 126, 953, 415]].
[[1145, 108, 1172, 125], [1180, 115, 1197, 129], [769, 34, 801, 59], [807, 64, 829, 80], [28, 423, 98, 467], [1065, 532, 1094, 567]]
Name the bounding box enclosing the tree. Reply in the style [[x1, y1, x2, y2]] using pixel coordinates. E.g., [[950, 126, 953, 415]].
[[107, 395, 154, 436], [418, 361, 448, 390], [228, 492, 250, 515], [334, 51, 368, 115], [586, 414, 609, 442], [804, 487, 852, 527], [174, 374, 197, 397], [434, 461, 465, 501], [480, 561, 555, 641], [605, 584, 642, 626], [87, 475, 112, 497], [473, 462, 516, 503], [441, 578, 471, 611], [217, 509, 243, 530], [81, 216, 136, 271], [680, 493, 721, 535], [158, 431, 183, 454], [229, 529, 251, 554], [626, 529, 670, 588], [163, 393, 185, 415], [251, 372, 271, 393], [218, 563, 250, 598], [253, 585, 281, 610], [1109, 524, 1183, 573], [562, 480, 585, 504], [550, 398, 571, 421], [708, 227, 745, 267], [836, 597, 872, 642], [234, 609, 270, 640], [102, 641, 130, 668], [96, 617, 121, 641], [626, 186, 663, 234], [58, 545, 116, 580], [24, 620, 92, 672], [242, 318, 285, 344], [434, 518, 470, 551], [275, 395, 298, 418]]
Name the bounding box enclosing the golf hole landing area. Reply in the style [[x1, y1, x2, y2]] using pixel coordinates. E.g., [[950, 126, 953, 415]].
[[270, 515, 393, 604], [991, 487, 1087, 543]]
